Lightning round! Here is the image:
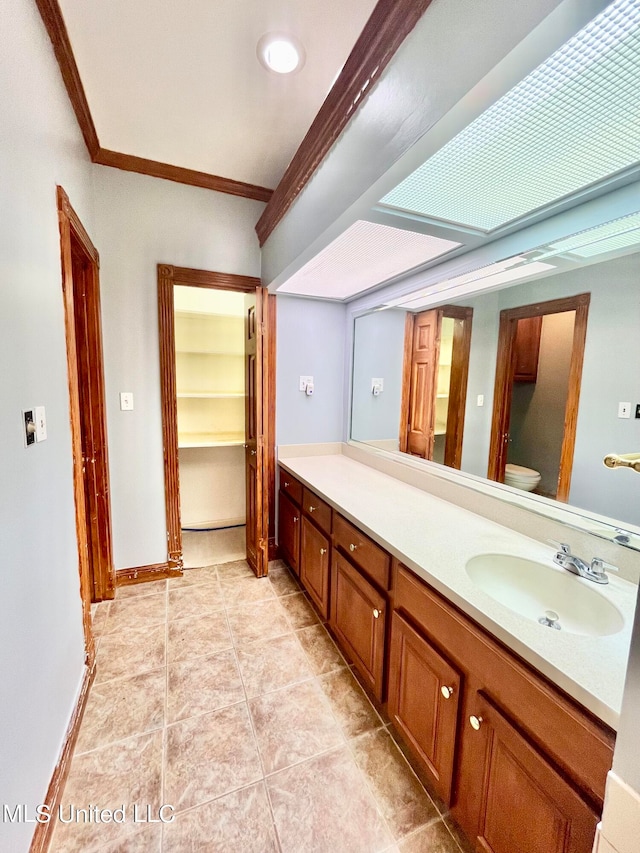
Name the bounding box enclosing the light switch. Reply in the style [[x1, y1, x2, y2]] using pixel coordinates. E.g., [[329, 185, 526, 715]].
[[618, 402, 631, 419], [371, 378, 384, 395], [35, 406, 47, 442], [299, 376, 313, 392], [477, 395, 484, 407], [120, 392, 134, 411]]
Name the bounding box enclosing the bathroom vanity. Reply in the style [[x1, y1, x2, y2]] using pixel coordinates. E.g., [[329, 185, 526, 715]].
[[277, 450, 637, 853]]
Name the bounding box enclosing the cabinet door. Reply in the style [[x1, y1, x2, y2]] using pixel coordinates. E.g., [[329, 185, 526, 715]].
[[300, 517, 330, 618], [388, 613, 461, 806], [278, 490, 300, 576], [513, 315, 542, 382], [467, 693, 597, 853], [330, 553, 386, 700]]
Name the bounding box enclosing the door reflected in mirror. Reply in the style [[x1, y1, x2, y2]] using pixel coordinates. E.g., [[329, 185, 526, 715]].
[[350, 252, 640, 528]]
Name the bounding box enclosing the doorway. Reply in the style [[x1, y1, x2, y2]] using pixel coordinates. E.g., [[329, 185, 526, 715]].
[[57, 187, 115, 657], [487, 293, 590, 502], [158, 266, 275, 578]]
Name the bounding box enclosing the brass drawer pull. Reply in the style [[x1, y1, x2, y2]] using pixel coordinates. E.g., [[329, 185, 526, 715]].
[[441, 685, 455, 700], [293, 516, 299, 523], [469, 715, 483, 731], [349, 543, 358, 552], [373, 608, 383, 619], [284, 481, 290, 487], [309, 505, 317, 513], [320, 548, 327, 555]]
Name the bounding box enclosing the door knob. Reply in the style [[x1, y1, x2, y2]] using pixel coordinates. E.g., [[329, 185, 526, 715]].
[[441, 685, 455, 700], [469, 715, 483, 731]]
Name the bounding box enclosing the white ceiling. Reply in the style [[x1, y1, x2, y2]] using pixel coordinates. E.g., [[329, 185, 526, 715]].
[[58, 0, 378, 189]]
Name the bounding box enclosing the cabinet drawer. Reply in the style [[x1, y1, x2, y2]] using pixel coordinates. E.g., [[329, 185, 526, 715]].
[[302, 487, 332, 535], [394, 564, 614, 807], [279, 469, 302, 505], [333, 514, 391, 590]]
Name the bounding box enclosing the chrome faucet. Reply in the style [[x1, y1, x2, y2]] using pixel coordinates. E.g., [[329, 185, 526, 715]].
[[552, 543, 616, 585]]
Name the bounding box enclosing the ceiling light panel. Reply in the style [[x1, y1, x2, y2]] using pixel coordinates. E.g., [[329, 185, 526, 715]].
[[380, 0, 640, 231], [277, 221, 461, 299], [543, 211, 640, 257]]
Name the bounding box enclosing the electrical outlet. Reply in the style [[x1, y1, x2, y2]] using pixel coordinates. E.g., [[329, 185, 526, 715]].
[[618, 401, 631, 419], [35, 406, 47, 442], [299, 375, 313, 392]]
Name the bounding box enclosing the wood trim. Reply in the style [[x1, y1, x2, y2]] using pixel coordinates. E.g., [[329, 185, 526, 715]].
[[266, 294, 277, 559], [398, 312, 415, 454], [442, 305, 473, 470], [28, 661, 96, 853], [255, 0, 435, 245], [158, 265, 272, 576], [487, 293, 591, 502], [35, 0, 99, 157], [94, 149, 273, 204], [35, 3, 273, 202], [115, 562, 182, 586]]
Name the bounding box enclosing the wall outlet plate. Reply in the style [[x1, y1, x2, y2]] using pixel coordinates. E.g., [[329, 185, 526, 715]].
[[34, 406, 47, 442], [120, 392, 134, 411], [618, 401, 631, 419]]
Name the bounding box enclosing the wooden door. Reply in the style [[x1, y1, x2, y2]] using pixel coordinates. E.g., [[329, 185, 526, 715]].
[[388, 613, 461, 805], [467, 693, 597, 853], [404, 310, 440, 458], [513, 316, 543, 383], [300, 517, 330, 618], [245, 288, 270, 577], [330, 552, 386, 700], [278, 490, 301, 575]]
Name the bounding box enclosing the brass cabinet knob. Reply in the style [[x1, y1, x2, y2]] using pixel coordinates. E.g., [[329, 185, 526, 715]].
[[320, 548, 327, 555], [469, 715, 483, 731], [349, 543, 358, 552], [441, 685, 455, 700], [373, 608, 383, 619], [293, 516, 299, 523], [309, 505, 317, 513], [284, 481, 290, 487]]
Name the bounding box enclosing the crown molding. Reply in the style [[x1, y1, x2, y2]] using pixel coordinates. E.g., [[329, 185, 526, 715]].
[[35, 0, 273, 203], [255, 0, 434, 246]]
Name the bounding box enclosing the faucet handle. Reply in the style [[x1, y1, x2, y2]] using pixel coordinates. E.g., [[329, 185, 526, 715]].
[[591, 558, 618, 574], [547, 540, 571, 555]]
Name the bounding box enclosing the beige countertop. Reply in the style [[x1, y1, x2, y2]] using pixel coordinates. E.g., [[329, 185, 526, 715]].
[[279, 452, 637, 730]]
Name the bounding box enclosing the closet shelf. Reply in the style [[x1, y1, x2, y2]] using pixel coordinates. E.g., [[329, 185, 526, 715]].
[[175, 349, 244, 356], [177, 392, 245, 399], [178, 431, 245, 448]]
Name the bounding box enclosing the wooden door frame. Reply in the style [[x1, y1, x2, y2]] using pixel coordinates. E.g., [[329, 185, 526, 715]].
[[487, 293, 590, 502], [157, 265, 276, 573], [57, 186, 115, 657]]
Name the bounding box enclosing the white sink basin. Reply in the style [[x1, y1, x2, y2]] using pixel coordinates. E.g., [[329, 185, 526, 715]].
[[465, 554, 624, 637]]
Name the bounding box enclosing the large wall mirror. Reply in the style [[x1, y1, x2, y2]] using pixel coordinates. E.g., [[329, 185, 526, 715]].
[[351, 233, 640, 543]]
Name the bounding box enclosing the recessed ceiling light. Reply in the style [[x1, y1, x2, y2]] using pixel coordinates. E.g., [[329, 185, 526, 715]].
[[257, 33, 305, 74]]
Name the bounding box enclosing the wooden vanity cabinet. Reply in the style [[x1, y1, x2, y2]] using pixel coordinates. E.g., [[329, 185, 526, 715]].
[[278, 489, 300, 576], [300, 517, 330, 617], [330, 551, 387, 700], [391, 565, 612, 853]]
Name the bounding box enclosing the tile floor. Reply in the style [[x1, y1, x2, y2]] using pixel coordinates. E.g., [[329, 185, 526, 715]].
[[51, 560, 468, 852]]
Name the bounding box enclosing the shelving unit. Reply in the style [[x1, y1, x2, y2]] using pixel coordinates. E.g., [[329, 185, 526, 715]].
[[175, 310, 245, 449]]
